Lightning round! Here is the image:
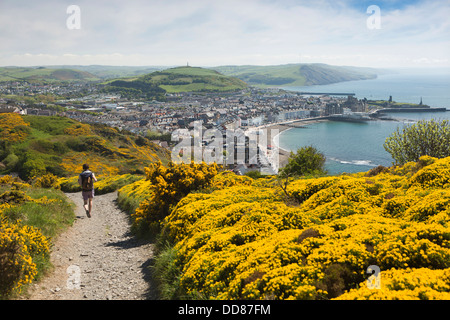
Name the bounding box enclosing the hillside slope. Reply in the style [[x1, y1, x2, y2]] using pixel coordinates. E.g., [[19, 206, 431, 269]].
[[101, 66, 248, 100], [150, 66, 248, 93], [212, 63, 378, 87], [45, 65, 167, 80], [0, 113, 170, 180], [0, 67, 99, 82]]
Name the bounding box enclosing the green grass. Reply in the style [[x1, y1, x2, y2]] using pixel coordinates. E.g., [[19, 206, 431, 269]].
[[152, 243, 183, 299], [3, 187, 75, 239], [22, 115, 77, 135], [117, 191, 142, 216], [148, 67, 248, 92]]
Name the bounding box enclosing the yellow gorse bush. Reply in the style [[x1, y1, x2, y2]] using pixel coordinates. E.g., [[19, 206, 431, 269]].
[[155, 156, 450, 300], [0, 218, 50, 296], [33, 173, 61, 189], [132, 161, 220, 229], [337, 268, 450, 300], [0, 113, 30, 143], [118, 178, 153, 202], [63, 123, 92, 136], [0, 175, 51, 298], [61, 152, 120, 176]]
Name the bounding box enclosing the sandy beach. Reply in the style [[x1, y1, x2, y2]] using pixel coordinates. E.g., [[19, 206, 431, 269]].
[[260, 117, 329, 168]]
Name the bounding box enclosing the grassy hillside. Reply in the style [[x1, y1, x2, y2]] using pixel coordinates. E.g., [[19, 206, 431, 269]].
[[0, 113, 170, 181], [45, 65, 167, 79], [155, 67, 248, 93], [212, 63, 378, 87], [0, 175, 75, 298], [101, 66, 248, 99], [0, 67, 99, 82], [118, 156, 450, 300]]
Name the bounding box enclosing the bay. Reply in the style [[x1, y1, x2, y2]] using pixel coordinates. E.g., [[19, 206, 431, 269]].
[[278, 71, 450, 175], [281, 69, 450, 108]]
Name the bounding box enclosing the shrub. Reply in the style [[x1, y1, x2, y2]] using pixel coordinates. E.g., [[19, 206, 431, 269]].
[[33, 173, 61, 189], [64, 123, 92, 136], [117, 178, 153, 215], [0, 189, 30, 206], [384, 119, 450, 165], [58, 176, 81, 193], [0, 219, 50, 298], [2, 153, 19, 171], [94, 174, 143, 195], [21, 157, 46, 180], [0, 175, 74, 298], [152, 156, 450, 300], [132, 161, 220, 233], [315, 263, 362, 299], [0, 113, 30, 143], [279, 145, 326, 178], [337, 268, 450, 300]]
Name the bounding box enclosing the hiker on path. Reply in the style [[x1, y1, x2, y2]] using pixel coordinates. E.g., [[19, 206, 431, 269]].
[[78, 164, 97, 218]]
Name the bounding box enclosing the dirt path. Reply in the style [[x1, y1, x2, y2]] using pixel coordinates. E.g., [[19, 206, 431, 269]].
[[24, 192, 156, 300]]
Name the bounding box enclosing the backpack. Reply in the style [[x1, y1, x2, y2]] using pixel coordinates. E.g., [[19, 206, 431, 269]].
[[81, 171, 94, 191]]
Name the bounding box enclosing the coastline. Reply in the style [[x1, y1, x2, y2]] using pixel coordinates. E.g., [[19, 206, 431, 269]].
[[252, 117, 329, 169]]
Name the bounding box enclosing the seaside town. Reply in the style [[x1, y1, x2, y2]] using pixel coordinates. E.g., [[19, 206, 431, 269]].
[[0, 79, 440, 174], [0, 80, 374, 132]]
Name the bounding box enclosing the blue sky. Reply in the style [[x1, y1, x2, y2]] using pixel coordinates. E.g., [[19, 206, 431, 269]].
[[0, 0, 449, 68]]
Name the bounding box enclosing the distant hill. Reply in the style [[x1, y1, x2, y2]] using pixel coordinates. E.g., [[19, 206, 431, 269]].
[[0, 113, 170, 180], [0, 64, 381, 88], [45, 65, 169, 79], [212, 63, 379, 87], [101, 66, 248, 100], [146, 66, 248, 93], [0, 67, 99, 82], [0, 63, 382, 93]]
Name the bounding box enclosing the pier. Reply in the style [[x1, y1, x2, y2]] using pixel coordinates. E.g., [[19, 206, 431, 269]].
[[374, 107, 448, 113]]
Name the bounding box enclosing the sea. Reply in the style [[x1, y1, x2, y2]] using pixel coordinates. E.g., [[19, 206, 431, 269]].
[[278, 69, 450, 175]]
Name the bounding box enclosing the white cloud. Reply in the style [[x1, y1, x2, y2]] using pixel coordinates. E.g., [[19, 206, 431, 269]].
[[0, 0, 448, 68]]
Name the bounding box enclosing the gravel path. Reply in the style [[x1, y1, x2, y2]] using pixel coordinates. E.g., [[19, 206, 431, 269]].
[[24, 192, 156, 300]]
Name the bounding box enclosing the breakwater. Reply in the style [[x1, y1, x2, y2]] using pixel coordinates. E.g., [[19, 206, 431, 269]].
[[375, 107, 448, 113]]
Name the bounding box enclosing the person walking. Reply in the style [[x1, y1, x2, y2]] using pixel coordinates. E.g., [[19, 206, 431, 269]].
[[78, 164, 97, 218]]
